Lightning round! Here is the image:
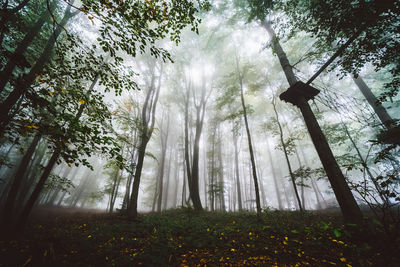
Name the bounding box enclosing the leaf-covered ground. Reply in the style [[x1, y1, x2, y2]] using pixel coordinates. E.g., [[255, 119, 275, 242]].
[[1, 208, 399, 266]]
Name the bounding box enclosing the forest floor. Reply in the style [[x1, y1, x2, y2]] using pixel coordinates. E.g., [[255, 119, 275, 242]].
[[1, 207, 399, 267]]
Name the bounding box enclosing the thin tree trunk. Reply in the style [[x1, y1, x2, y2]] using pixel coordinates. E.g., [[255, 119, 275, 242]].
[[1, 133, 41, 227], [254, 147, 266, 207], [236, 58, 261, 217], [0, 0, 31, 46], [12, 73, 98, 231], [233, 131, 243, 211], [56, 167, 80, 206], [272, 98, 303, 211], [217, 128, 225, 211], [0, 3, 76, 133], [266, 138, 284, 210], [15, 149, 60, 232], [0, 3, 53, 93], [109, 167, 122, 213], [157, 113, 169, 212], [163, 147, 172, 211], [352, 76, 393, 128], [210, 128, 216, 211], [172, 152, 179, 208], [340, 118, 388, 203]]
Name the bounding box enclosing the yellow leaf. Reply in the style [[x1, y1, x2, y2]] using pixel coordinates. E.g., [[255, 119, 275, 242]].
[[79, 99, 85, 105], [22, 256, 32, 267], [340, 257, 346, 262]]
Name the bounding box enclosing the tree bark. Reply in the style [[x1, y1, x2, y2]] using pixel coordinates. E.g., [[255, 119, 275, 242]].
[[266, 137, 283, 210], [237, 58, 261, 217], [232, 130, 243, 211], [128, 62, 162, 220], [163, 147, 172, 211], [0, 0, 31, 46], [217, 128, 225, 211], [298, 100, 363, 222], [15, 149, 60, 232], [0, 3, 53, 93], [352, 75, 394, 128], [1, 133, 41, 227], [272, 98, 303, 212], [156, 113, 169, 212], [0, 3, 76, 133], [264, 19, 362, 223]]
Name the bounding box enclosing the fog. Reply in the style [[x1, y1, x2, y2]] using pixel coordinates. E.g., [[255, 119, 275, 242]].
[[0, 0, 399, 226]]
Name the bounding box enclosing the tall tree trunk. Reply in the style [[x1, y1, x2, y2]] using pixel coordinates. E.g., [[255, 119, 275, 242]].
[[236, 58, 261, 217], [12, 73, 98, 231], [56, 167, 80, 206], [172, 152, 179, 208], [266, 138, 283, 210], [271, 98, 303, 211], [163, 147, 172, 211], [109, 167, 122, 213], [232, 131, 243, 211], [0, 3, 76, 133], [152, 173, 159, 212], [183, 85, 193, 207], [0, 0, 31, 46], [203, 148, 208, 210], [182, 156, 187, 207], [1, 133, 41, 227], [254, 148, 266, 207], [156, 144, 166, 212], [14, 149, 60, 232], [217, 129, 225, 211], [0, 3, 53, 93], [352, 76, 393, 128], [210, 128, 216, 211], [157, 113, 169, 212], [45, 164, 73, 206], [190, 116, 204, 211], [128, 62, 162, 220], [128, 139, 148, 219], [340, 117, 388, 203], [14, 141, 47, 208], [186, 76, 208, 211], [263, 19, 362, 223]]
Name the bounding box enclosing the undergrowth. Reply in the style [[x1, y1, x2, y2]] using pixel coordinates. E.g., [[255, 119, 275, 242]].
[[1, 208, 399, 266]]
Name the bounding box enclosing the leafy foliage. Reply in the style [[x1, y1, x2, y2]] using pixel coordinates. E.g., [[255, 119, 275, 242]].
[[279, 0, 400, 102], [1, 209, 399, 266]]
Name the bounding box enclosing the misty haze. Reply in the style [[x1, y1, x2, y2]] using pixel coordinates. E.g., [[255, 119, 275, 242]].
[[0, 0, 399, 266]]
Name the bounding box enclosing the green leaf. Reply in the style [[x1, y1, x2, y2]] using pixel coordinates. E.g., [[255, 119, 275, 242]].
[[333, 229, 341, 238], [372, 218, 383, 226]]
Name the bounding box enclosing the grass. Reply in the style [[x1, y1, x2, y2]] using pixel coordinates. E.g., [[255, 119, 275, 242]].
[[1, 207, 399, 266]]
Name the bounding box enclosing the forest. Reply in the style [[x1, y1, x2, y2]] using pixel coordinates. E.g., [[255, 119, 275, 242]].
[[0, 0, 399, 266]]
